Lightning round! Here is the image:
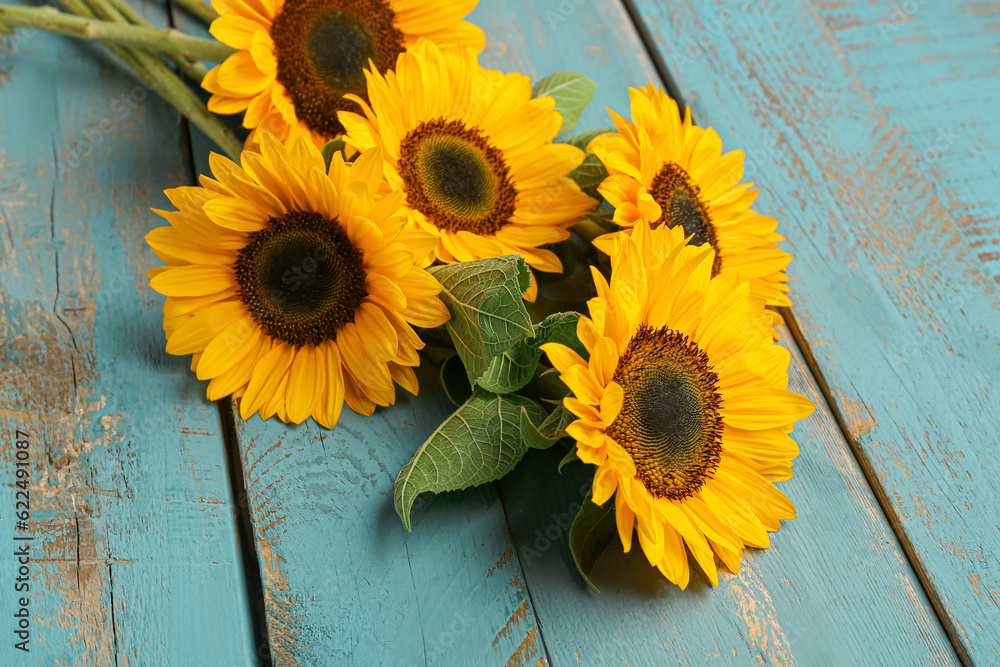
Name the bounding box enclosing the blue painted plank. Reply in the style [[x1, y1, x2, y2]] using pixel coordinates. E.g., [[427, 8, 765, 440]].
[[474, 0, 960, 664], [0, 13, 256, 667], [632, 0, 1000, 660], [228, 367, 544, 667], [816, 0, 1000, 286]]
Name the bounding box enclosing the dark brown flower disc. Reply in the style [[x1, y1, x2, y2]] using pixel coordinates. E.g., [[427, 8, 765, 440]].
[[234, 211, 367, 347], [398, 118, 518, 236], [606, 325, 724, 500], [650, 162, 723, 276], [270, 0, 405, 137]]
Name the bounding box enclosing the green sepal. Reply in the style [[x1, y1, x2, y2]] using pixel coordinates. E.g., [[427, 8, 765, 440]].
[[321, 137, 346, 170], [558, 446, 580, 473], [568, 490, 618, 591], [520, 404, 574, 450]]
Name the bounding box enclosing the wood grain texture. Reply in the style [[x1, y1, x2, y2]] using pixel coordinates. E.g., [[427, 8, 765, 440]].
[[815, 0, 1000, 286], [479, 0, 959, 664], [228, 365, 544, 667], [0, 13, 256, 666], [632, 0, 1000, 659]]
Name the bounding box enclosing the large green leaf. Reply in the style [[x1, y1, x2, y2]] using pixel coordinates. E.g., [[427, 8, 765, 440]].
[[531, 71, 597, 135], [568, 491, 619, 591], [569, 153, 609, 200], [394, 391, 547, 531], [428, 256, 534, 385], [477, 312, 581, 394]]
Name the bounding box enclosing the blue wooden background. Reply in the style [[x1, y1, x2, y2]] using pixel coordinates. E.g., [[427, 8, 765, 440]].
[[1, 0, 997, 665]]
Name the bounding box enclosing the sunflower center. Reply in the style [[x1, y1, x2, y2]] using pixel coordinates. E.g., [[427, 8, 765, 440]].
[[398, 118, 518, 236], [306, 14, 374, 91], [234, 211, 367, 347], [270, 0, 404, 138], [650, 162, 722, 276], [606, 326, 723, 501]]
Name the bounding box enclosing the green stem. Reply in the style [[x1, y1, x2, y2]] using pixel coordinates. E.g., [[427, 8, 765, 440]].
[[172, 0, 219, 25], [102, 0, 208, 81], [0, 5, 234, 62], [50, 0, 243, 159]]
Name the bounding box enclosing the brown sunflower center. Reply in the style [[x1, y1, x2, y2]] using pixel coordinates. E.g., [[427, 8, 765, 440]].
[[270, 0, 404, 138], [398, 118, 518, 236], [606, 325, 723, 500], [234, 211, 367, 347], [649, 162, 722, 276]]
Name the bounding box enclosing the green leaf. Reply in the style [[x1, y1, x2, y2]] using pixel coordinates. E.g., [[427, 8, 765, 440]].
[[520, 404, 574, 450], [531, 71, 597, 135], [568, 491, 618, 591], [477, 312, 581, 394], [321, 137, 346, 170], [569, 153, 609, 200], [557, 446, 580, 473], [563, 126, 614, 150], [428, 256, 534, 385], [394, 391, 548, 531], [439, 355, 472, 407]]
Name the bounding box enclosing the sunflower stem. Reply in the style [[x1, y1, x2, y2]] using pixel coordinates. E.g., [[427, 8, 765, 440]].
[[100, 0, 208, 82], [46, 0, 244, 159], [0, 5, 234, 62], [172, 0, 219, 25]]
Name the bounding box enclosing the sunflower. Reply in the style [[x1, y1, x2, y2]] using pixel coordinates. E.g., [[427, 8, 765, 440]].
[[202, 0, 485, 148], [541, 221, 814, 588], [589, 83, 792, 315], [145, 133, 449, 427], [339, 39, 597, 300]]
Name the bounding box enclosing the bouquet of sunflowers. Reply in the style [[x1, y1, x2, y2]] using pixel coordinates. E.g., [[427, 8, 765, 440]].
[[1, 0, 813, 589]]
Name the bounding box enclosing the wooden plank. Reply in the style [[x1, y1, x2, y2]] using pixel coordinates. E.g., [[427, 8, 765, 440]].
[[815, 0, 1000, 285], [0, 16, 256, 667], [228, 366, 544, 667], [477, 0, 960, 663], [630, 0, 1000, 660]]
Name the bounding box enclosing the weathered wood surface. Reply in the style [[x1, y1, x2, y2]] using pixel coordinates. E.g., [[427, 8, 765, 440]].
[[480, 1, 959, 663], [632, 0, 1000, 660], [3, 0, 995, 664], [196, 0, 966, 664], [816, 0, 1000, 286], [227, 366, 545, 667], [0, 11, 256, 667]]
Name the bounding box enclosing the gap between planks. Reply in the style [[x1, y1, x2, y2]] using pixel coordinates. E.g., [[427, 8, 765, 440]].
[[217, 399, 275, 667], [616, 1, 972, 664]]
